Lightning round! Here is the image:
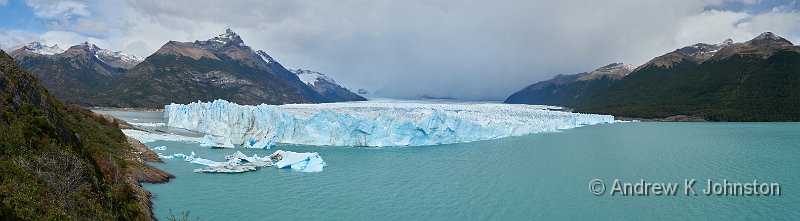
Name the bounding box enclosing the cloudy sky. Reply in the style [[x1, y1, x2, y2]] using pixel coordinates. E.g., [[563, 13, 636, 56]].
[[1, 0, 799, 100]]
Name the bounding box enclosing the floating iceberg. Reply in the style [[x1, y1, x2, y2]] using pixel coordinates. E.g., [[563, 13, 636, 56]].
[[161, 150, 324, 173], [152, 146, 167, 151], [165, 100, 616, 147], [270, 150, 325, 172], [157, 152, 174, 159]]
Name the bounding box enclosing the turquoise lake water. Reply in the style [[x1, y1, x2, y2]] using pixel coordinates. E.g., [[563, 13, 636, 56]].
[[98, 110, 800, 220]]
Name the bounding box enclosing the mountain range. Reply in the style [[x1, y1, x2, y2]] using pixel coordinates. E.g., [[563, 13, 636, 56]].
[[8, 29, 364, 108], [505, 32, 800, 121]]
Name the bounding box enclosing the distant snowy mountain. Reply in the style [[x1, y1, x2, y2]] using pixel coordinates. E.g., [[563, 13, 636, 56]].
[[11, 41, 144, 69], [504, 62, 635, 106], [293, 69, 336, 86], [291, 69, 366, 102], [637, 39, 733, 70], [74, 42, 144, 69], [9, 41, 137, 105], [10, 42, 65, 55], [9, 29, 368, 108], [114, 28, 323, 107], [577, 63, 636, 81]]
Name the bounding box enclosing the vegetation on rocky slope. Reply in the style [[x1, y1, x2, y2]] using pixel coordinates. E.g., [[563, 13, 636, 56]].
[[0, 50, 168, 220]]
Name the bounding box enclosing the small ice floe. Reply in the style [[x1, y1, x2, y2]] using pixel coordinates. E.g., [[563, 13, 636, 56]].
[[157, 152, 174, 159], [172, 151, 195, 161], [200, 135, 235, 148], [152, 146, 167, 151], [270, 150, 326, 173]]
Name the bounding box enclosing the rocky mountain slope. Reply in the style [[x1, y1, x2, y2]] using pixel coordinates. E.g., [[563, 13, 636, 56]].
[[292, 69, 366, 102], [506, 32, 800, 121], [504, 63, 635, 106], [10, 29, 364, 108], [106, 29, 322, 108], [10, 42, 141, 106], [0, 49, 169, 220]]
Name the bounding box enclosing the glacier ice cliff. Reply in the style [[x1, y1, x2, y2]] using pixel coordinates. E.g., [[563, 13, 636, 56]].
[[200, 135, 235, 148], [165, 100, 616, 147]]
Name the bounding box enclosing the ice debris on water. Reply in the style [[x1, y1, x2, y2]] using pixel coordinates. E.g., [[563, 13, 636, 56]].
[[152, 146, 167, 151], [269, 150, 325, 172], [122, 129, 203, 144], [164, 100, 617, 147], [128, 122, 166, 127], [160, 150, 325, 173]]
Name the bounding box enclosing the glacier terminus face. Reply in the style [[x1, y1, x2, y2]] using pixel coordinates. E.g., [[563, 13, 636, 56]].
[[164, 100, 617, 147]]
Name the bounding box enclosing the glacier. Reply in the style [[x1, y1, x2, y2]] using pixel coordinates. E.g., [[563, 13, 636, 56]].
[[164, 100, 616, 147]]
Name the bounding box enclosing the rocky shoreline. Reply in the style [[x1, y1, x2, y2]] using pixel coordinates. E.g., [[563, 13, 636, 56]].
[[615, 115, 708, 122], [90, 107, 165, 112], [93, 112, 174, 221]]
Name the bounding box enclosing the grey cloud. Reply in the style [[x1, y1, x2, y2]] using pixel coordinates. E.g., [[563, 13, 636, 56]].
[[0, 29, 41, 50], [7, 0, 800, 100]]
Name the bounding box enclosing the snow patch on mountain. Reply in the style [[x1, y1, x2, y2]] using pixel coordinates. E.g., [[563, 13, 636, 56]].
[[578, 63, 637, 81], [753, 32, 783, 41], [194, 28, 246, 50], [291, 69, 336, 86], [76, 42, 144, 69]]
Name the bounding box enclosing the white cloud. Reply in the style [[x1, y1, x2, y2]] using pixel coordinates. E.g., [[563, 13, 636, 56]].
[[25, 0, 90, 20], [675, 6, 800, 47], [0, 0, 8, 6], [0, 29, 41, 50], [39, 30, 108, 49]]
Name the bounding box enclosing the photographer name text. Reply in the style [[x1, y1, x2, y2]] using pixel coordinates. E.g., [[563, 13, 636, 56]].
[[589, 179, 781, 196]]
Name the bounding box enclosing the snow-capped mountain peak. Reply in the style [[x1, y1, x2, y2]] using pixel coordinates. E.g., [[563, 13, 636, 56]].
[[753, 32, 782, 41], [70, 42, 144, 69], [292, 69, 335, 86], [195, 28, 246, 49], [577, 63, 636, 81], [215, 28, 242, 44], [11, 42, 65, 55], [77, 41, 102, 53], [747, 32, 793, 46], [722, 38, 734, 45]]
